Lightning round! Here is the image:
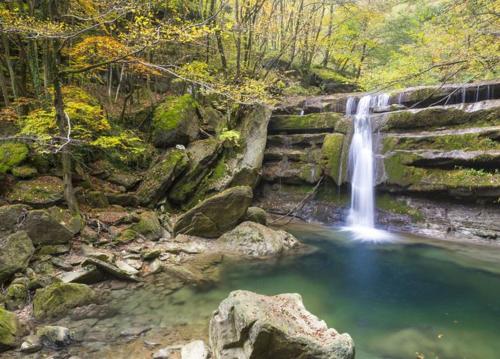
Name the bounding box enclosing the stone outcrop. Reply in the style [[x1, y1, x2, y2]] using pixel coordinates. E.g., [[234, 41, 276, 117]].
[[209, 290, 355, 359], [0, 231, 34, 284], [217, 221, 298, 258], [5, 176, 64, 206], [174, 186, 253, 238]]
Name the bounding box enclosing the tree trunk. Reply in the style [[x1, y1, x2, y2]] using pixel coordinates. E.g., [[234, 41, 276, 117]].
[[52, 46, 80, 215], [1, 32, 18, 100], [0, 63, 10, 106]]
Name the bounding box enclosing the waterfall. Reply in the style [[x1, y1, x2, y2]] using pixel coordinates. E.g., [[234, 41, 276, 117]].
[[345, 94, 391, 239]]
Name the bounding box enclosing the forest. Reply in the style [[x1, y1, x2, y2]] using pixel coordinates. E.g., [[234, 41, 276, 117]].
[[0, 1, 499, 359]]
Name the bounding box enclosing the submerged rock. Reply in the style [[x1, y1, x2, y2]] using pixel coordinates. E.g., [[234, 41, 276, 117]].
[[0, 307, 19, 352], [36, 326, 72, 349], [217, 221, 298, 258], [174, 186, 253, 238], [0, 231, 34, 284], [82, 257, 140, 281], [209, 290, 355, 359], [33, 283, 96, 320]]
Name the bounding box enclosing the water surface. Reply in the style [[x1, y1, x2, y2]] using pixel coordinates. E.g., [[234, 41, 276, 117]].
[[58, 224, 500, 358]]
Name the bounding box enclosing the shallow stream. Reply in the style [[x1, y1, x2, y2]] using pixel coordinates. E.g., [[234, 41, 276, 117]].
[[30, 224, 500, 359]]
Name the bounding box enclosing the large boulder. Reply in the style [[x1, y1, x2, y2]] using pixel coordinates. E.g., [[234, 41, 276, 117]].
[[33, 282, 96, 320], [152, 94, 200, 148], [0, 308, 19, 352], [217, 222, 298, 258], [0, 204, 30, 237], [174, 186, 253, 238], [5, 176, 64, 206], [0, 231, 34, 284], [136, 149, 190, 207], [168, 138, 223, 205], [20, 209, 73, 246], [209, 290, 355, 359], [131, 211, 163, 241]]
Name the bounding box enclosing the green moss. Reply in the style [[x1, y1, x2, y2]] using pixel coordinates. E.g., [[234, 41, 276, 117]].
[[310, 67, 352, 84], [11, 166, 37, 179], [132, 211, 162, 240], [33, 282, 96, 320], [0, 142, 28, 174], [321, 133, 345, 185], [383, 106, 500, 131], [377, 194, 424, 222], [0, 307, 18, 349], [115, 229, 138, 243], [269, 112, 342, 132], [383, 152, 424, 187], [299, 163, 322, 183], [153, 94, 197, 132], [282, 84, 321, 96], [6, 176, 64, 205]]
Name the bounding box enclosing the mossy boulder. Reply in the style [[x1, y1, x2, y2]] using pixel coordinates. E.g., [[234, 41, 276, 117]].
[[0, 231, 34, 285], [132, 211, 163, 240], [80, 190, 109, 208], [262, 161, 322, 185], [244, 207, 267, 225], [0, 204, 30, 237], [269, 112, 342, 133], [174, 186, 253, 238], [0, 142, 28, 174], [5, 176, 64, 206], [20, 209, 74, 246], [11, 166, 37, 179], [307, 66, 358, 93], [321, 133, 346, 185], [168, 138, 222, 205], [33, 282, 96, 320], [115, 228, 139, 243], [0, 307, 19, 351], [152, 94, 200, 147], [136, 149, 190, 207], [5, 280, 28, 310], [46, 207, 83, 235]]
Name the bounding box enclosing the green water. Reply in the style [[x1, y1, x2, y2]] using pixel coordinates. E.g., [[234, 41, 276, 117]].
[[53, 224, 500, 359]]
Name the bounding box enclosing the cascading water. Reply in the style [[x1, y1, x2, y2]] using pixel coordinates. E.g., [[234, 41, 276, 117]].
[[344, 93, 392, 241]]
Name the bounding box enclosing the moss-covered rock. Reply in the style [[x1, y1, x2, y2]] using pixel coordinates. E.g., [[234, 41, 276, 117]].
[[5, 176, 64, 206], [115, 228, 139, 243], [0, 204, 30, 237], [244, 207, 267, 225], [376, 194, 424, 222], [0, 231, 34, 285], [382, 106, 500, 131], [46, 207, 83, 235], [174, 186, 253, 238], [20, 209, 74, 246], [5, 281, 28, 310], [0, 142, 28, 174], [11, 166, 37, 179], [80, 190, 109, 208], [136, 149, 190, 207], [132, 211, 163, 240], [168, 138, 222, 205], [0, 307, 19, 351], [262, 161, 322, 185], [321, 133, 346, 185], [269, 112, 342, 133], [152, 94, 200, 147], [33, 282, 96, 320]]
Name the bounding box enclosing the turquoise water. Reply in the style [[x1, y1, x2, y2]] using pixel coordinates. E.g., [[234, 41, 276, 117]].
[[211, 224, 500, 359], [48, 224, 500, 359]]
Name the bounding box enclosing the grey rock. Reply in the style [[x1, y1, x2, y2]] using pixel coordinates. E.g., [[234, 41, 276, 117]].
[[209, 290, 355, 359], [82, 257, 140, 282], [36, 326, 72, 349], [181, 340, 210, 359], [20, 335, 42, 353], [20, 209, 73, 246]]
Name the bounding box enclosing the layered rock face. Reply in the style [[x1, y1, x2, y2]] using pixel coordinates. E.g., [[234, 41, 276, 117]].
[[259, 81, 500, 241], [209, 290, 355, 359]]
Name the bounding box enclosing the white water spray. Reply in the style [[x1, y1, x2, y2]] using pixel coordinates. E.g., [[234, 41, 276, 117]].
[[344, 94, 393, 241]]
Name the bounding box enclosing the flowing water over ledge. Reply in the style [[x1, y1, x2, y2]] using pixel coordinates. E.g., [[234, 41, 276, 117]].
[[16, 224, 500, 359]]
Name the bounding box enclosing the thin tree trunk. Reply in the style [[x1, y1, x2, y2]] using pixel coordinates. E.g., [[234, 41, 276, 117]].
[[0, 64, 10, 106], [1, 33, 18, 100]]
